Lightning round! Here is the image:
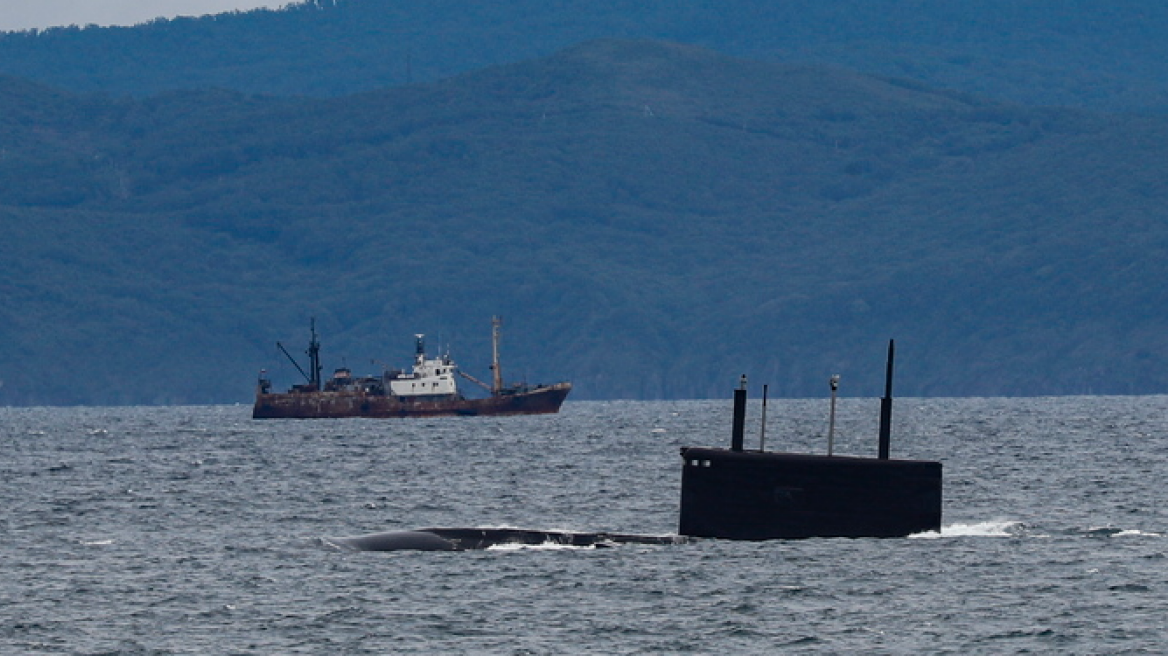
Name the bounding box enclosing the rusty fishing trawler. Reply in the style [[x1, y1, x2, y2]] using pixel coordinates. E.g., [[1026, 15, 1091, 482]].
[[252, 317, 571, 419]]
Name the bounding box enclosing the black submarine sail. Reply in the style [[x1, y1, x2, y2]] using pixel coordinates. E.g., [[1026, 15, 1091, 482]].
[[678, 340, 943, 539], [253, 317, 571, 419]]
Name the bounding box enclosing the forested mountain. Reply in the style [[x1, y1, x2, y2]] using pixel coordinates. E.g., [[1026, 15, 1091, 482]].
[[2, 0, 1168, 111], [2, 39, 1168, 405]]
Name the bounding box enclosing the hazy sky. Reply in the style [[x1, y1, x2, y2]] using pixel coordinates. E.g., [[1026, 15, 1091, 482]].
[[0, 1, 286, 31]]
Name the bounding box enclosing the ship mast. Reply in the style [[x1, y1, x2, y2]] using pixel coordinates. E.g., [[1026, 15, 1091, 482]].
[[414, 333, 426, 366], [308, 317, 322, 390], [491, 316, 503, 395], [275, 317, 322, 389]]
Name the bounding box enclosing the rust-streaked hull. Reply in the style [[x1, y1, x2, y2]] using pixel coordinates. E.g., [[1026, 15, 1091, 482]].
[[252, 382, 571, 419]]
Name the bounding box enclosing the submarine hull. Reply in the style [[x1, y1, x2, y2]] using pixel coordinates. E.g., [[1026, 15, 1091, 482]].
[[679, 447, 942, 539], [326, 527, 687, 551]]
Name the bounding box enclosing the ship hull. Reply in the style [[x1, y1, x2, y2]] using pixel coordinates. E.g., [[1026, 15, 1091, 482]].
[[252, 382, 571, 419]]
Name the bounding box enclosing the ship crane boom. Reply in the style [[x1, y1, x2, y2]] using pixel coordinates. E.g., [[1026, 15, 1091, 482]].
[[276, 341, 312, 385], [458, 370, 494, 393]]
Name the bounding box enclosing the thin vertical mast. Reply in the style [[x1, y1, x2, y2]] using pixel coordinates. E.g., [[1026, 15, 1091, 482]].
[[878, 339, 894, 460], [308, 317, 322, 390], [827, 374, 840, 456], [491, 316, 503, 395]]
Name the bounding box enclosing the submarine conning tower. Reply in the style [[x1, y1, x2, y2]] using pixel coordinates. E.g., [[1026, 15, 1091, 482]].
[[678, 340, 942, 540]]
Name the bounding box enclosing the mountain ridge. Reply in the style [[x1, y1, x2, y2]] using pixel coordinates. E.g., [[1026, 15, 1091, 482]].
[[3, 1, 1168, 111], [2, 39, 1167, 404]]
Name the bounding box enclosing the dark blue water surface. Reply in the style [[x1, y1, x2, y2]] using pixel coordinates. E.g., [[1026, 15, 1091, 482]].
[[4, 397, 1166, 654]]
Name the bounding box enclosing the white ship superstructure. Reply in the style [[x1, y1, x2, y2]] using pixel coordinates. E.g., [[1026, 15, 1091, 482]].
[[388, 335, 459, 397]]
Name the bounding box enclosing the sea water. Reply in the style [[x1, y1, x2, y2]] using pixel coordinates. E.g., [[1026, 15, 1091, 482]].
[[3, 397, 1166, 653]]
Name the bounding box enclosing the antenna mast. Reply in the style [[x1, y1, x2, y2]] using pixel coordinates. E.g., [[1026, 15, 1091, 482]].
[[491, 316, 503, 394], [827, 374, 840, 456], [878, 340, 895, 460]]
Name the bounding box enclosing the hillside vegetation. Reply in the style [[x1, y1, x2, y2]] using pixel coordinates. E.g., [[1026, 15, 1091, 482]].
[[2, 0, 1168, 111], [2, 39, 1168, 404]]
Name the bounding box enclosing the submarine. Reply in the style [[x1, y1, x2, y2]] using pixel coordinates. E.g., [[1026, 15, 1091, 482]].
[[328, 340, 942, 551], [680, 341, 942, 540]]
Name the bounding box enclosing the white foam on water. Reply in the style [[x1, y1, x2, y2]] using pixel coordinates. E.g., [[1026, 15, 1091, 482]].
[[910, 520, 1024, 539], [486, 541, 598, 552], [1110, 529, 1163, 538]]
